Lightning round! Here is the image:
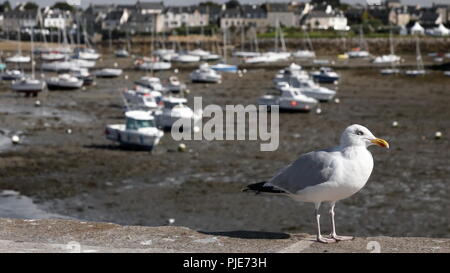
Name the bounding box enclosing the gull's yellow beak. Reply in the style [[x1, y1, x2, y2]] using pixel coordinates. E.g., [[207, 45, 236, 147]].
[[370, 138, 389, 149]]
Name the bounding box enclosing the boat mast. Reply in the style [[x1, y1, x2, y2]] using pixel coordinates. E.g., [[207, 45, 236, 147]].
[[223, 28, 227, 64], [31, 25, 35, 79], [416, 35, 423, 71]]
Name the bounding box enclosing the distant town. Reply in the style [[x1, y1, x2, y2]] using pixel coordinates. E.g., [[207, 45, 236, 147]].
[[0, 0, 449, 40]]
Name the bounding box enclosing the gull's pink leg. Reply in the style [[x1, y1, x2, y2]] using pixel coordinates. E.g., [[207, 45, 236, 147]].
[[315, 202, 337, 244], [329, 202, 354, 241]]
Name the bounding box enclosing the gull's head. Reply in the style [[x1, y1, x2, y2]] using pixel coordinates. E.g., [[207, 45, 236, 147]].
[[340, 124, 389, 149]]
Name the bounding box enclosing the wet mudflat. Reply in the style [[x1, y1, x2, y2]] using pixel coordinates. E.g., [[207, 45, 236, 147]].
[[0, 62, 449, 238]]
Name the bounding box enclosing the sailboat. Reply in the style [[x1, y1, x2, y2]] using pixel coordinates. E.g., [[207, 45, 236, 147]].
[[11, 27, 45, 96], [347, 25, 370, 58], [405, 35, 426, 76], [135, 24, 171, 71], [246, 21, 290, 64], [374, 28, 401, 64], [5, 27, 31, 63], [233, 27, 261, 58], [210, 28, 238, 73], [292, 30, 316, 59]]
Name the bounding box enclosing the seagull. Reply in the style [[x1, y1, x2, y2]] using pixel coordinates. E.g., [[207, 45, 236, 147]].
[[243, 124, 389, 243]]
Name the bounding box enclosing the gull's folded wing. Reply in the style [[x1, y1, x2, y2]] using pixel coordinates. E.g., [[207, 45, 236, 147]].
[[267, 148, 338, 194]]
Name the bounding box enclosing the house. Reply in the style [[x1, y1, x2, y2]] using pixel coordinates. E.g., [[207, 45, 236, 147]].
[[102, 9, 130, 31], [220, 4, 269, 30], [198, 4, 222, 25], [301, 5, 349, 31], [240, 4, 268, 28], [263, 2, 297, 27], [385, 0, 401, 9], [136, 1, 164, 15], [83, 4, 115, 34], [2, 9, 38, 31], [418, 9, 442, 28], [345, 7, 364, 25], [220, 7, 244, 29], [42, 8, 72, 30], [389, 6, 410, 26], [433, 4, 450, 24], [0, 2, 11, 29], [163, 6, 208, 31]]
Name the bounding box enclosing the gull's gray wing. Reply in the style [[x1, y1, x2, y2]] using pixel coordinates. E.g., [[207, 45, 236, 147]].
[[267, 148, 339, 194]]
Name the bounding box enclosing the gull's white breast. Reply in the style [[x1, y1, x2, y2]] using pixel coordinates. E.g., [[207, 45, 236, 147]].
[[292, 147, 374, 203]]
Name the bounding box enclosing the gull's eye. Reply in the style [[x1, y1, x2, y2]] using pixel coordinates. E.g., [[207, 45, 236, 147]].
[[356, 130, 364, 136]]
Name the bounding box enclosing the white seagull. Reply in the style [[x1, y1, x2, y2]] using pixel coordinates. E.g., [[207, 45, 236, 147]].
[[243, 124, 389, 243]]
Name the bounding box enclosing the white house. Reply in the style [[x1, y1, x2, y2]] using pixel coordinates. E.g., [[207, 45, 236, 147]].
[[302, 6, 349, 31], [43, 9, 71, 29], [163, 6, 208, 30]]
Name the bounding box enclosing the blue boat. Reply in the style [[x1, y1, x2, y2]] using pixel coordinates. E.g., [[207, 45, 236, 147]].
[[310, 67, 340, 84], [210, 63, 238, 73]]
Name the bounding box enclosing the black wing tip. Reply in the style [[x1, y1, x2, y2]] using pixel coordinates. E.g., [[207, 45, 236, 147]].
[[242, 181, 285, 194]]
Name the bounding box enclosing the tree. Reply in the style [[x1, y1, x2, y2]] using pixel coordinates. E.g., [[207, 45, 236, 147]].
[[23, 2, 39, 10], [3, 1, 11, 11], [52, 2, 75, 12], [225, 0, 240, 9]]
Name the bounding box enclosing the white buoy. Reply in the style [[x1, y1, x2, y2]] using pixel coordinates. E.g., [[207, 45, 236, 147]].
[[334, 98, 340, 104], [392, 121, 398, 128], [193, 126, 200, 133], [167, 218, 175, 225], [185, 89, 190, 94], [35, 100, 41, 107], [11, 135, 20, 144], [124, 75, 129, 80], [114, 62, 118, 67], [174, 68, 179, 74], [435, 131, 442, 139], [315, 108, 322, 115], [243, 69, 247, 74], [66, 129, 72, 134], [178, 143, 186, 152]]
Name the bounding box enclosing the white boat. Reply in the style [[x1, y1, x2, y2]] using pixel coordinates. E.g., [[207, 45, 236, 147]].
[[233, 51, 261, 58], [166, 76, 186, 93], [71, 68, 94, 85], [347, 25, 370, 58], [273, 63, 310, 85], [115, 49, 129, 58], [135, 59, 171, 71], [190, 63, 222, 83], [11, 77, 45, 96], [257, 88, 318, 112], [188, 48, 211, 58], [172, 54, 201, 63], [41, 52, 66, 62], [201, 53, 222, 61], [281, 80, 336, 102], [405, 36, 426, 77], [373, 54, 401, 64], [123, 88, 162, 110], [380, 68, 401, 75], [46, 74, 83, 90], [70, 59, 96, 68], [135, 76, 167, 92], [41, 61, 73, 72], [292, 50, 316, 59], [245, 52, 290, 64], [444, 71, 450, 77], [347, 49, 370, 58], [154, 97, 202, 130], [105, 110, 164, 150], [5, 55, 31, 63], [93, 68, 123, 78], [74, 48, 101, 61], [1, 69, 24, 81]]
